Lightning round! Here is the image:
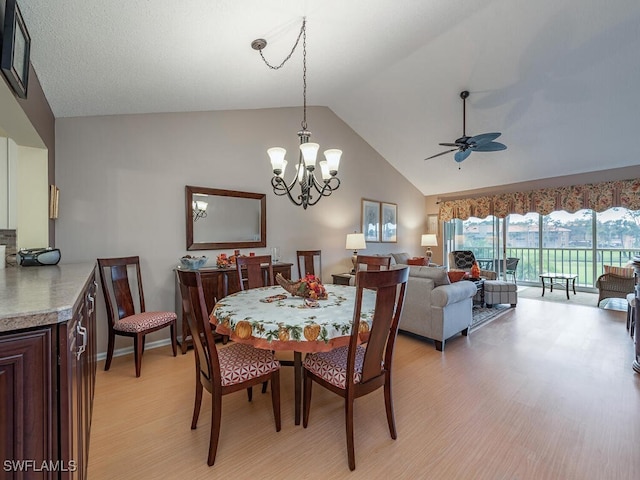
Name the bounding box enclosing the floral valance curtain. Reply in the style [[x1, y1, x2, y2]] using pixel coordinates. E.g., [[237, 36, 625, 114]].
[[438, 178, 640, 222]]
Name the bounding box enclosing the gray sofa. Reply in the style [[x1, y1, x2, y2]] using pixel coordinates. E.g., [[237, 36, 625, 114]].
[[398, 265, 477, 351]]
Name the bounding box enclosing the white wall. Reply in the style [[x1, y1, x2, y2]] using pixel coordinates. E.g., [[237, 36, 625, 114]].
[[55, 107, 426, 355]]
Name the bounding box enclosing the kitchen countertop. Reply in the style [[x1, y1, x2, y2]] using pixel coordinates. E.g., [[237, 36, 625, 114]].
[[0, 262, 96, 333]]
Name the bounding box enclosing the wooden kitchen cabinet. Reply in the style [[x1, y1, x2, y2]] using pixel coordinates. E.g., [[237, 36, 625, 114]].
[[0, 265, 96, 480]]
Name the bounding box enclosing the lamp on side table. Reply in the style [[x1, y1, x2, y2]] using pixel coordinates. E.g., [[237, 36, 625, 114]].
[[346, 233, 367, 274], [421, 234, 438, 265]]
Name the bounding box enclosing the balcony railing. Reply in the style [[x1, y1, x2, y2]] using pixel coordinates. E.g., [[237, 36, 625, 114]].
[[465, 247, 639, 289]]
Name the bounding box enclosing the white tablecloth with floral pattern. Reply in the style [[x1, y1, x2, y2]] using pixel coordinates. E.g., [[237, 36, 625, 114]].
[[210, 284, 375, 353]]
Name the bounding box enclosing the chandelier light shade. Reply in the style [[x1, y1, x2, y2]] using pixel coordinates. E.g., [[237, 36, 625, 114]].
[[346, 232, 366, 274], [421, 234, 438, 263], [253, 18, 342, 209]]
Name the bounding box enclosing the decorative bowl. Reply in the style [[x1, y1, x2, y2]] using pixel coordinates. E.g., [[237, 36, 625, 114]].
[[180, 256, 208, 270]]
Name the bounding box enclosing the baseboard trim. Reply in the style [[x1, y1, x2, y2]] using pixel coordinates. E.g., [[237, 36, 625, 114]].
[[96, 337, 178, 362]]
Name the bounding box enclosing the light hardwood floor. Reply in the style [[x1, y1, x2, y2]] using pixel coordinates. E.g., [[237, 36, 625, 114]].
[[87, 297, 640, 479]]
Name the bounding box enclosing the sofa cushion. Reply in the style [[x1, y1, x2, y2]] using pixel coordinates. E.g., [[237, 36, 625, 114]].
[[408, 265, 450, 286], [391, 252, 411, 265]]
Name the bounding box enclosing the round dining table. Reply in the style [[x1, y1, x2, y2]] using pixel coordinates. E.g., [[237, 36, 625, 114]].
[[210, 284, 376, 424]]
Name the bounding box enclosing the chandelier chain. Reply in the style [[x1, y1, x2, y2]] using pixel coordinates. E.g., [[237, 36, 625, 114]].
[[257, 18, 306, 71]]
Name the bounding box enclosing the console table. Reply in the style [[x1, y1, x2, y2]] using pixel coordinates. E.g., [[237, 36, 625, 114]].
[[175, 262, 292, 353]]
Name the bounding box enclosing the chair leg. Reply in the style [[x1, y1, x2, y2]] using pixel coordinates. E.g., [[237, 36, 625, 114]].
[[345, 396, 356, 471], [104, 331, 115, 371], [134, 334, 144, 377], [384, 373, 397, 439], [270, 370, 281, 432], [207, 392, 223, 466], [170, 321, 178, 356], [261, 381, 268, 394], [302, 370, 312, 428], [247, 386, 253, 402], [191, 375, 203, 429]]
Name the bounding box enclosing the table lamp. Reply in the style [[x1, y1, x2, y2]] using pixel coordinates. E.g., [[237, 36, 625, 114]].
[[346, 233, 367, 274], [421, 234, 438, 265]]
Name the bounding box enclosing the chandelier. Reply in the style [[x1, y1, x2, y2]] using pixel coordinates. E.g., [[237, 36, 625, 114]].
[[251, 18, 342, 209]]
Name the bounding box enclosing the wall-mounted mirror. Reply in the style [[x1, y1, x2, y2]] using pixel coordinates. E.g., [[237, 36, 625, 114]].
[[186, 186, 266, 251]]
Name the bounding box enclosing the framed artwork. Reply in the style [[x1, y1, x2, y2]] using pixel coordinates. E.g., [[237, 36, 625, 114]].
[[1, 0, 31, 99], [381, 202, 397, 243], [427, 214, 439, 234], [361, 199, 380, 242]]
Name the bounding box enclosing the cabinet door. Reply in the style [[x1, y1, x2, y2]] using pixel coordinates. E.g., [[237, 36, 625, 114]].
[[59, 290, 91, 480], [0, 328, 55, 479]]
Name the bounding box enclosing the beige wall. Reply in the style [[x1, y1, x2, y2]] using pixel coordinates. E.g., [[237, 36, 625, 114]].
[[55, 106, 426, 355], [16, 145, 49, 248]]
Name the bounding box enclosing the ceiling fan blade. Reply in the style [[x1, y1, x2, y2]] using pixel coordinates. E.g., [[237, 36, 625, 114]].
[[424, 148, 458, 160], [469, 132, 501, 146], [454, 149, 472, 163], [438, 142, 461, 147], [471, 141, 507, 152]]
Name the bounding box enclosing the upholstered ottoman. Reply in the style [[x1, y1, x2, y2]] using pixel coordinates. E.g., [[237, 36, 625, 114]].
[[484, 280, 517, 307]]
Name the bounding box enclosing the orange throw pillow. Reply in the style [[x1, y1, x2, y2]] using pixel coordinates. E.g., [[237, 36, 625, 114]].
[[407, 257, 428, 266], [447, 271, 467, 283]]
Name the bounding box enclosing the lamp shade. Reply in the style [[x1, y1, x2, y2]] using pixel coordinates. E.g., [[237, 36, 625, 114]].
[[421, 234, 438, 247], [346, 233, 366, 250]]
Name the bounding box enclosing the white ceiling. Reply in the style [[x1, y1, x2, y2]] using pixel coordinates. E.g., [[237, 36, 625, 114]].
[[18, 0, 640, 195]]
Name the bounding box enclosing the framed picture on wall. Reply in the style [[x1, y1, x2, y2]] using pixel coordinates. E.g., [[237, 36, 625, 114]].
[[381, 202, 397, 242], [361, 199, 380, 242], [427, 214, 439, 234], [0, 0, 31, 99]]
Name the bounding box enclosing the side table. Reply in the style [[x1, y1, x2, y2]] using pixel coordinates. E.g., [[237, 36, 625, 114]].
[[332, 273, 354, 285]]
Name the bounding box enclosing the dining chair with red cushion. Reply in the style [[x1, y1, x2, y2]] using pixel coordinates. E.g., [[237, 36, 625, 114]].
[[302, 266, 409, 470], [235, 254, 274, 290], [97, 256, 177, 377], [176, 269, 281, 466]]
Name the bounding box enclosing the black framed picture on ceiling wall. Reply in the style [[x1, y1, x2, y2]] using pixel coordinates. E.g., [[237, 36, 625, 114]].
[[1, 0, 31, 99]]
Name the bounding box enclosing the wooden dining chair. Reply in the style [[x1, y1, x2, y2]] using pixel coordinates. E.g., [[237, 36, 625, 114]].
[[235, 255, 274, 290], [355, 254, 391, 271], [296, 250, 322, 279], [97, 256, 178, 377], [176, 269, 281, 466], [302, 266, 410, 471]]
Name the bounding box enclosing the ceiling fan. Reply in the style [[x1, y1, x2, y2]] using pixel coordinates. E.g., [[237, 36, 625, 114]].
[[425, 90, 506, 166]]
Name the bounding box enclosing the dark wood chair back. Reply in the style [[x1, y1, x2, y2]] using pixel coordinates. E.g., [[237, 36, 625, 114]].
[[98, 255, 145, 322], [351, 267, 409, 384], [296, 250, 322, 278], [235, 255, 273, 290], [176, 270, 220, 388], [355, 254, 391, 271]]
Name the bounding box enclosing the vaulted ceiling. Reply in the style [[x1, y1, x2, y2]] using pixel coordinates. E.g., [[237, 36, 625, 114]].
[[18, 0, 640, 195]]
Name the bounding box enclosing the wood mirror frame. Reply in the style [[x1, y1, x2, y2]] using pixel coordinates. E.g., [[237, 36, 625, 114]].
[[186, 186, 267, 251]]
